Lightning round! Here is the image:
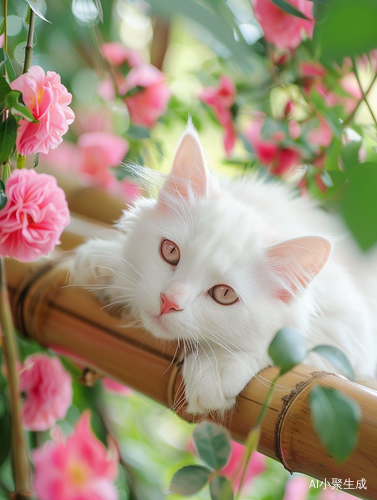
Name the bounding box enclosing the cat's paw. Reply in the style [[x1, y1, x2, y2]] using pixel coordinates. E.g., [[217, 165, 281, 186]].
[[183, 354, 237, 414], [69, 240, 117, 303]]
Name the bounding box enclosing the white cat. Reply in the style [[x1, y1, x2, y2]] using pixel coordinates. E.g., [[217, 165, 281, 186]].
[[71, 124, 377, 414]]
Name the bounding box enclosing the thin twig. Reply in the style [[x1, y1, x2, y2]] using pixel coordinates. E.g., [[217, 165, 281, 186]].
[[0, 260, 30, 497], [23, 9, 36, 74], [351, 58, 377, 127]]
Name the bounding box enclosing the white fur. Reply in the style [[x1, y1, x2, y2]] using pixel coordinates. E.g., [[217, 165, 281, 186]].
[[71, 126, 377, 414]]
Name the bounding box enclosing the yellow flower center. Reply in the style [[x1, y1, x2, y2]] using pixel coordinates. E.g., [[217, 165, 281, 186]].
[[68, 461, 89, 487]]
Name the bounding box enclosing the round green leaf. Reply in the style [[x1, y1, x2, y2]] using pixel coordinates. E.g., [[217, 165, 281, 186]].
[[209, 476, 234, 500], [311, 345, 355, 381], [170, 465, 212, 496], [193, 422, 231, 470], [268, 328, 307, 375], [310, 386, 360, 463]]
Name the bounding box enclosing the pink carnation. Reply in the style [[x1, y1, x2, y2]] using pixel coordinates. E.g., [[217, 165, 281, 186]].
[[0, 169, 70, 262], [102, 378, 133, 396], [121, 64, 171, 127], [221, 443, 266, 492], [10, 66, 75, 155], [199, 76, 237, 156], [32, 412, 118, 500], [252, 0, 314, 50], [77, 132, 129, 191], [245, 116, 302, 176], [101, 42, 143, 67], [19, 354, 72, 431]]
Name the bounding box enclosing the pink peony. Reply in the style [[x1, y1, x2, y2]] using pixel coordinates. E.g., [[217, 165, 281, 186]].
[[221, 443, 266, 492], [252, 0, 314, 50], [245, 116, 302, 176], [19, 354, 72, 431], [101, 42, 143, 68], [77, 132, 129, 191], [120, 64, 171, 127], [0, 169, 70, 262], [102, 378, 133, 396], [199, 75, 237, 156], [33, 412, 118, 500], [10, 65, 75, 155]]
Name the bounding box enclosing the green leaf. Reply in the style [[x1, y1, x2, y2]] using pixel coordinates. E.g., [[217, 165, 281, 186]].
[[1, 50, 16, 83], [33, 152, 39, 168], [340, 162, 377, 251], [5, 90, 37, 123], [314, 0, 377, 63], [24, 0, 51, 23], [0, 18, 5, 36], [125, 125, 150, 140], [0, 76, 11, 103], [340, 141, 362, 171], [270, 0, 310, 19], [268, 327, 307, 375], [311, 345, 355, 381], [0, 115, 17, 163], [0, 394, 11, 467], [210, 476, 234, 500], [0, 179, 7, 210], [193, 422, 231, 470], [310, 386, 360, 462], [170, 465, 212, 496]]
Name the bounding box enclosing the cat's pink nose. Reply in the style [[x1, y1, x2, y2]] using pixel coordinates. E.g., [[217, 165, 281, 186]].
[[160, 293, 181, 315]]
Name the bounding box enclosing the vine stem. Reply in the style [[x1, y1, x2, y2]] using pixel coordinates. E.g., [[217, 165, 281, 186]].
[[351, 57, 377, 127], [23, 9, 36, 74], [0, 260, 30, 498]]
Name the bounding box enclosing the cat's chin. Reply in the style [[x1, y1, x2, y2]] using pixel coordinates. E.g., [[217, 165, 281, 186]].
[[142, 312, 179, 340]]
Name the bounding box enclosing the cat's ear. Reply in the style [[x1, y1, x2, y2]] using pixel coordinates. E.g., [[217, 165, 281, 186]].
[[266, 236, 331, 302], [158, 128, 209, 207]]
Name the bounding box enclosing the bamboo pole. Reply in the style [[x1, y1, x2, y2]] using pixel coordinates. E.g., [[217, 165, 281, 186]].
[[5, 216, 377, 498]]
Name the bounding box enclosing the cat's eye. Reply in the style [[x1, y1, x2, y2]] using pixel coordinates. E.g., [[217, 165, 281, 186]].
[[208, 285, 238, 305], [161, 239, 180, 266]]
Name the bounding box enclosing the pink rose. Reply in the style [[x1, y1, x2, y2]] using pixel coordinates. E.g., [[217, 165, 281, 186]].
[[199, 75, 237, 156], [220, 443, 266, 492], [307, 115, 332, 148], [32, 411, 118, 500], [245, 116, 302, 176], [19, 354, 72, 431], [121, 64, 171, 127], [0, 169, 70, 262], [10, 66, 75, 155], [102, 378, 133, 396], [252, 0, 314, 50], [77, 132, 129, 191], [101, 42, 143, 67]]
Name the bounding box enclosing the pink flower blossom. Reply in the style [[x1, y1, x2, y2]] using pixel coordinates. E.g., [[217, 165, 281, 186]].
[[19, 354, 72, 431], [102, 378, 133, 396], [101, 42, 143, 67], [307, 115, 333, 148], [245, 116, 302, 176], [77, 132, 129, 191], [39, 141, 77, 173], [0, 169, 70, 262], [120, 64, 171, 127], [10, 66, 75, 155], [252, 0, 314, 50], [283, 476, 309, 500], [32, 411, 118, 500], [119, 180, 141, 203], [199, 76, 237, 156], [221, 443, 266, 492]]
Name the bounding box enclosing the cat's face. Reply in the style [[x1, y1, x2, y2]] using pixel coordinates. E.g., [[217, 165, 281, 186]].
[[119, 127, 331, 351]]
